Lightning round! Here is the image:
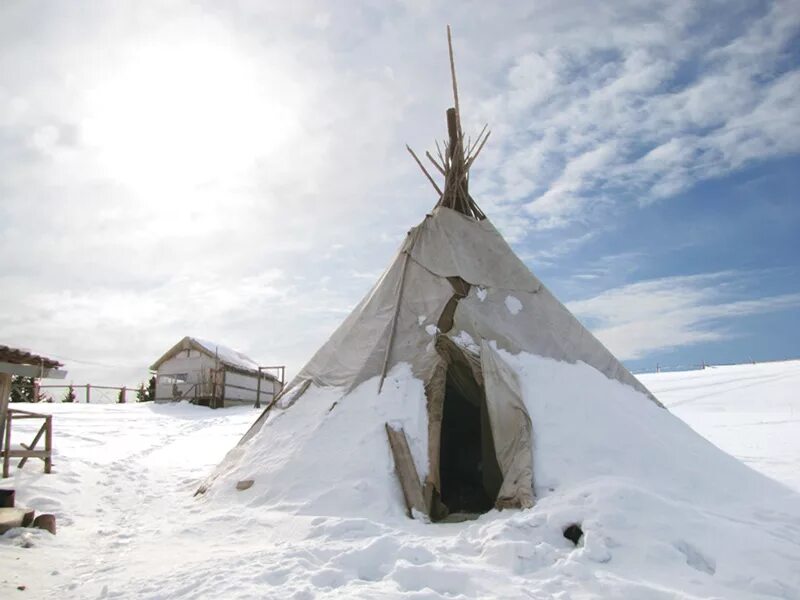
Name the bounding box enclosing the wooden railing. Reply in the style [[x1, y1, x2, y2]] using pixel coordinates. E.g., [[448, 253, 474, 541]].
[[2, 408, 52, 478]]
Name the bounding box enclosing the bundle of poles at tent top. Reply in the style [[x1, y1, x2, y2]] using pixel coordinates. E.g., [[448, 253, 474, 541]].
[[405, 26, 490, 220]]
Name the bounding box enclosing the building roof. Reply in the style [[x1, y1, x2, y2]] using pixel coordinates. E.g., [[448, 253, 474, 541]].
[[0, 344, 62, 369], [149, 336, 277, 379]]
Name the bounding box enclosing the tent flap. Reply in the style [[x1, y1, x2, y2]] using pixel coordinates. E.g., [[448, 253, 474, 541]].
[[480, 340, 535, 509]]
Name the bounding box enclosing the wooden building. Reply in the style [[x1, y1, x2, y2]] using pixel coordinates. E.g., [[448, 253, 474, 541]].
[[149, 337, 283, 408]]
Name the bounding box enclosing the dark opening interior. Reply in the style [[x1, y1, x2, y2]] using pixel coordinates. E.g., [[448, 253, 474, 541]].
[[438, 358, 503, 517]]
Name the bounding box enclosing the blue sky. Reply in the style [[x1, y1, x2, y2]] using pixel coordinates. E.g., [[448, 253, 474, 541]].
[[0, 1, 798, 385]]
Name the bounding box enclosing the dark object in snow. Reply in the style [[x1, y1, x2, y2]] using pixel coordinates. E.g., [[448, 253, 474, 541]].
[[17, 585, 25, 591], [236, 479, 254, 491], [22, 510, 35, 527], [563, 523, 583, 546], [33, 514, 56, 535], [0, 489, 14, 507]]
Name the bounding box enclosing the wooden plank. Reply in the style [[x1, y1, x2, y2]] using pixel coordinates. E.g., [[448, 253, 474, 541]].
[[6, 450, 50, 459], [5, 411, 43, 419], [8, 408, 49, 417], [18, 421, 46, 468], [0, 507, 35, 534], [385, 423, 427, 518]]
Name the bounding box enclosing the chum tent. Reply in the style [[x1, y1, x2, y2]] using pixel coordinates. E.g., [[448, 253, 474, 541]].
[[199, 28, 660, 521]]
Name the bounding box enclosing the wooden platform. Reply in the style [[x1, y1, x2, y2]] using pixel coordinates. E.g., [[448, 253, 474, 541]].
[[0, 507, 35, 534]]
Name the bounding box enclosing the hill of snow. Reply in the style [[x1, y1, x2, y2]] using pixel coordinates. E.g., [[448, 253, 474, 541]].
[[1, 359, 799, 599]]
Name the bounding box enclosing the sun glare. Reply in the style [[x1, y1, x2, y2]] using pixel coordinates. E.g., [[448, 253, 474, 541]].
[[82, 39, 301, 194]]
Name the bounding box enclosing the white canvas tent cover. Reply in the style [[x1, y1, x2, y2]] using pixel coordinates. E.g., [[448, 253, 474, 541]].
[[229, 205, 659, 512]]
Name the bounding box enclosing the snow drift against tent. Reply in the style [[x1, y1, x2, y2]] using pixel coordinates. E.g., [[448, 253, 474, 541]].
[[202, 204, 662, 517]]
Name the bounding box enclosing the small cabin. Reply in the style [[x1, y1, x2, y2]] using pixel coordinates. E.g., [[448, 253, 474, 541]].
[[149, 337, 282, 408]]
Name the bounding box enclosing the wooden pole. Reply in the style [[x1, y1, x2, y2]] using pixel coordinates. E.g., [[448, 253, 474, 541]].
[[219, 369, 227, 409], [44, 416, 52, 474], [255, 368, 263, 409], [0, 373, 11, 457], [406, 145, 443, 197], [86, 383, 91, 404], [446, 108, 459, 158], [446, 25, 462, 139], [378, 253, 411, 393], [2, 410, 11, 478]]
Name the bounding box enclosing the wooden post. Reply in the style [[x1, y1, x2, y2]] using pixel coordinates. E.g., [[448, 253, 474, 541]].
[[86, 383, 91, 403], [446, 108, 459, 159], [2, 411, 11, 478], [219, 370, 226, 409], [0, 373, 11, 457], [120, 386, 126, 404], [255, 368, 263, 409], [44, 416, 52, 474]]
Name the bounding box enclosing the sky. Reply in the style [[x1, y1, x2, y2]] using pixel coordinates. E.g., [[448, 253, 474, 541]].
[[1, 0, 798, 389]]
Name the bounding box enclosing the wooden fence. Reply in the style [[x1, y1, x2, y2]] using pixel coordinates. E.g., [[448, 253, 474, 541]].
[[11, 382, 140, 404]]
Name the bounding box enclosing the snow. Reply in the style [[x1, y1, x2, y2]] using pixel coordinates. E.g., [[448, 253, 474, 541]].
[[451, 330, 480, 354], [640, 361, 800, 494], [191, 337, 261, 374], [2, 360, 800, 599], [504, 295, 522, 315]]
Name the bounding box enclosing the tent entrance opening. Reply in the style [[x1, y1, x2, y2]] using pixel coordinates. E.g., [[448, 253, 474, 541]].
[[439, 360, 502, 515]]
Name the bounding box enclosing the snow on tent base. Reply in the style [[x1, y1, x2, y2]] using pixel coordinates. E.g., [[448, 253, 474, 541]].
[[198, 196, 668, 521], [197, 356, 800, 594]]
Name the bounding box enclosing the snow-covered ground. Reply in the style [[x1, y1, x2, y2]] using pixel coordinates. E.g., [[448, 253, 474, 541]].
[[640, 361, 800, 493], [1, 359, 799, 599]]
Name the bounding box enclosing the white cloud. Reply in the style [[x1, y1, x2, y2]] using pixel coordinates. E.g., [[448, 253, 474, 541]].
[[568, 271, 800, 360], [477, 0, 800, 231], [0, 1, 797, 387]]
